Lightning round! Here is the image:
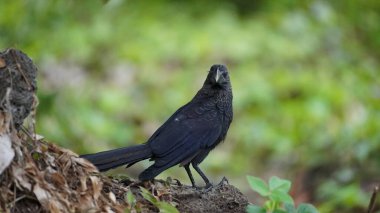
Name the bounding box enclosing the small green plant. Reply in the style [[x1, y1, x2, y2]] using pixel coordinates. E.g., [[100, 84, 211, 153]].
[[139, 187, 179, 213], [125, 190, 138, 213], [246, 175, 319, 213]]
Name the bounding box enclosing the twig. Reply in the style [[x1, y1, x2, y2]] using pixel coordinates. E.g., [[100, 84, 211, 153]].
[[20, 125, 35, 141], [368, 185, 379, 213], [8, 194, 38, 209]]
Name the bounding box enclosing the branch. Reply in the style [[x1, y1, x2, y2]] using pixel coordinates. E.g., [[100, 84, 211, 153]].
[[368, 185, 379, 213]]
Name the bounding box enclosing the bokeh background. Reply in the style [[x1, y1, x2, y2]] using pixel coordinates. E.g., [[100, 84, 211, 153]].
[[1, 0, 379, 212]]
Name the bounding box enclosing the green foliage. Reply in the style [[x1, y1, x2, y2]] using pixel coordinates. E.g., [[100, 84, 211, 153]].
[[316, 181, 369, 212], [284, 203, 319, 213], [1, 1, 379, 212], [125, 190, 137, 213], [246, 175, 318, 213], [139, 187, 179, 213]]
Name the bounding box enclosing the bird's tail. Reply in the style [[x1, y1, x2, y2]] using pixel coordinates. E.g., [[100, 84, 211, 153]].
[[81, 144, 152, 172]]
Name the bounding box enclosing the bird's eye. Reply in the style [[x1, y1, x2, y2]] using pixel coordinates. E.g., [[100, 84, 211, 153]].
[[222, 72, 228, 78]]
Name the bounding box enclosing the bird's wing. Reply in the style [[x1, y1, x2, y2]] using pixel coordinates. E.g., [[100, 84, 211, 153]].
[[147, 102, 222, 167], [145, 103, 189, 142]]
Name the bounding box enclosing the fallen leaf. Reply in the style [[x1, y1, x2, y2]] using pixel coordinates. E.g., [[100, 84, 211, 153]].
[[73, 157, 98, 171], [33, 183, 51, 204], [34, 134, 45, 140], [109, 192, 116, 204], [13, 167, 32, 190], [0, 57, 6, 68], [0, 134, 14, 174], [105, 206, 115, 213], [49, 171, 67, 186], [79, 195, 96, 211], [90, 176, 102, 199], [80, 176, 87, 191]]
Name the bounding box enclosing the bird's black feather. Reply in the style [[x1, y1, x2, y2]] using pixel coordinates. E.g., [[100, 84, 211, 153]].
[[81, 64, 233, 187]]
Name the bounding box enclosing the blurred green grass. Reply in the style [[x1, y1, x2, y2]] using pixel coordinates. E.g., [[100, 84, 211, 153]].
[[1, 0, 379, 211]]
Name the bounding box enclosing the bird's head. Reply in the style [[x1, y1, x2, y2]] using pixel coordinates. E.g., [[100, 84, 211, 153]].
[[205, 64, 230, 89]]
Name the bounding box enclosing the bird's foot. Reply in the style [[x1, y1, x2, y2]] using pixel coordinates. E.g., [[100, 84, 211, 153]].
[[193, 177, 228, 191], [203, 183, 214, 192], [193, 183, 213, 192], [192, 184, 201, 190], [205, 182, 213, 189]]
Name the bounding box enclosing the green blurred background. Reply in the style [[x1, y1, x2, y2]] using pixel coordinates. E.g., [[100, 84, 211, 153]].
[[1, 0, 379, 212]]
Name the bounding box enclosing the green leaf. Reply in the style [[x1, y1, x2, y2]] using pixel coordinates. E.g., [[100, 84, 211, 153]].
[[126, 190, 135, 206], [269, 190, 294, 205], [264, 200, 274, 210], [284, 203, 297, 213], [139, 187, 157, 204], [247, 176, 270, 196], [269, 176, 291, 193], [156, 201, 180, 213], [32, 152, 42, 161], [273, 210, 288, 213], [139, 187, 179, 213], [296, 203, 319, 213], [246, 204, 266, 213]]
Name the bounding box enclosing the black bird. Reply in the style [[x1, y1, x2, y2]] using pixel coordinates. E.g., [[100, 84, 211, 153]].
[[81, 64, 233, 187]]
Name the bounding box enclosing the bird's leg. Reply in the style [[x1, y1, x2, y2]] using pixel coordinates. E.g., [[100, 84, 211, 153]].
[[192, 163, 212, 189], [184, 164, 196, 187]]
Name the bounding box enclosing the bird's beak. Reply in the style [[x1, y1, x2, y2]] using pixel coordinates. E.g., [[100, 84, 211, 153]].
[[215, 68, 221, 83]]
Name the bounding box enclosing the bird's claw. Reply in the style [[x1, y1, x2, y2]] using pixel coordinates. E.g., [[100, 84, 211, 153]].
[[203, 183, 213, 192], [193, 183, 213, 192]]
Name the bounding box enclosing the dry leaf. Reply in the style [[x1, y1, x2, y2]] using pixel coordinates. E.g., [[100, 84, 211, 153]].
[[49, 171, 66, 186], [73, 157, 98, 171], [0, 57, 5, 68], [34, 134, 45, 140], [0, 134, 14, 174], [80, 176, 88, 191], [45, 154, 57, 167], [33, 183, 51, 205], [105, 206, 115, 213], [0, 113, 6, 132], [79, 195, 96, 212], [13, 167, 32, 190], [109, 192, 116, 204], [61, 156, 72, 174], [90, 176, 102, 199], [47, 200, 62, 213]]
